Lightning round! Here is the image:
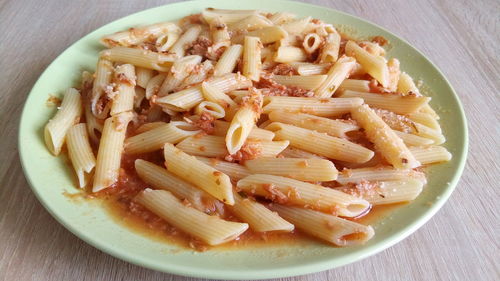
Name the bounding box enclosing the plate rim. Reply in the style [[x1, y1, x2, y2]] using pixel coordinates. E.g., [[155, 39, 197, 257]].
[[18, 0, 469, 279]]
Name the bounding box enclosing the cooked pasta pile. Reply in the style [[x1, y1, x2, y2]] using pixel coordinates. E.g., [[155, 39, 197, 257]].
[[44, 8, 452, 248]]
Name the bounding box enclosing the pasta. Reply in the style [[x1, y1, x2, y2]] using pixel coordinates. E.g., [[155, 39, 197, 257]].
[[43, 8, 452, 250]]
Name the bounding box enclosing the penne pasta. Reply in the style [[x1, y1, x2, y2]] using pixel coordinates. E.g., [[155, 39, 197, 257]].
[[100, 47, 176, 72], [168, 25, 202, 58], [156, 31, 181, 52], [315, 55, 356, 98], [93, 111, 133, 192], [135, 67, 155, 88], [341, 90, 430, 115], [242, 36, 262, 81], [145, 73, 166, 99], [66, 124, 96, 188], [302, 33, 323, 54], [177, 60, 214, 89], [226, 89, 263, 154], [397, 72, 420, 95], [157, 55, 202, 96], [125, 121, 200, 154], [245, 157, 338, 181], [268, 110, 359, 138], [156, 73, 252, 111], [409, 146, 452, 164], [336, 166, 426, 185], [268, 12, 296, 25], [163, 143, 234, 205], [213, 44, 243, 76], [100, 21, 181, 47], [270, 204, 374, 246], [110, 64, 136, 116], [202, 8, 259, 24], [230, 194, 294, 232], [266, 122, 374, 163], [351, 104, 420, 169], [274, 46, 307, 63], [195, 101, 226, 119], [338, 79, 370, 92], [262, 96, 364, 117], [228, 14, 273, 31], [279, 147, 326, 159], [135, 159, 216, 212], [279, 17, 311, 34], [293, 62, 331, 76], [345, 40, 389, 87], [196, 157, 251, 181], [201, 81, 238, 120], [90, 58, 113, 118], [237, 174, 370, 217], [176, 135, 228, 157], [318, 32, 341, 63], [272, 75, 327, 90], [341, 179, 424, 205], [135, 189, 248, 245], [233, 26, 288, 44], [394, 130, 434, 147], [44, 88, 82, 155]]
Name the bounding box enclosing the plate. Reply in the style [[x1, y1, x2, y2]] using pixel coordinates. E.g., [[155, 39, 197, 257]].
[[18, 0, 468, 279]]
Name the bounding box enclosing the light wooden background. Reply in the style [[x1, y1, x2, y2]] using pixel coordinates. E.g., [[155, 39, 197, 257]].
[[1, 0, 498, 280]]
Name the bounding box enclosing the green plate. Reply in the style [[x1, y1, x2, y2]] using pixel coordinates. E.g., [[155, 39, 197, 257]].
[[18, 0, 468, 279]]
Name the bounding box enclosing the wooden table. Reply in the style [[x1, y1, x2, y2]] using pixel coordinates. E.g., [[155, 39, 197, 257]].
[[1, 0, 498, 280]]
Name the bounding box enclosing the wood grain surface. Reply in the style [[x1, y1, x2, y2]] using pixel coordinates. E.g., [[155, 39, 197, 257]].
[[1, 0, 498, 280]]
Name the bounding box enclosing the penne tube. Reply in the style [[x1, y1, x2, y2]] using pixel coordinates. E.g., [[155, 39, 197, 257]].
[[268, 110, 359, 138], [409, 146, 452, 164], [351, 104, 420, 169], [135, 67, 154, 88], [274, 46, 307, 63], [188, 116, 275, 140], [407, 112, 442, 132], [44, 88, 82, 155], [228, 14, 273, 31], [168, 25, 202, 58], [163, 143, 234, 205], [213, 44, 243, 76], [201, 81, 238, 120], [230, 194, 294, 232], [135, 189, 247, 245], [196, 157, 251, 180], [176, 135, 228, 157], [195, 101, 226, 119], [262, 96, 364, 117], [157, 55, 202, 96], [233, 26, 288, 44], [226, 89, 263, 154], [66, 124, 96, 188], [397, 72, 420, 95], [268, 11, 296, 25], [292, 62, 331, 76], [242, 36, 262, 81], [110, 64, 136, 115], [279, 17, 311, 34], [156, 31, 181, 52], [100, 47, 175, 72], [387, 58, 400, 92], [134, 121, 165, 134], [156, 73, 252, 111], [336, 166, 426, 185], [209, 16, 231, 44], [100, 21, 181, 47], [359, 41, 386, 56], [93, 111, 133, 192], [342, 179, 424, 205], [125, 121, 199, 154], [90, 58, 113, 118], [135, 159, 216, 212], [202, 8, 259, 24], [266, 122, 374, 163], [339, 79, 370, 92], [319, 32, 341, 63], [419, 104, 440, 119], [393, 130, 434, 147], [257, 140, 290, 157], [279, 147, 326, 159], [270, 204, 374, 246], [145, 73, 166, 99], [345, 40, 389, 87], [245, 158, 338, 181], [315, 55, 356, 98], [80, 71, 103, 143], [237, 174, 370, 217], [272, 75, 327, 90], [302, 33, 323, 54], [177, 60, 214, 89], [341, 90, 430, 115]]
